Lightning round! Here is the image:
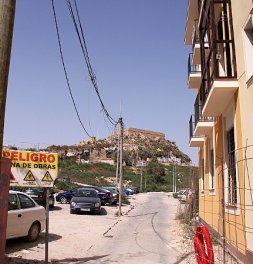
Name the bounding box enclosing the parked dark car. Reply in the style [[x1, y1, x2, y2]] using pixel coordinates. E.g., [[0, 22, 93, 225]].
[[103, 186, 119, 205], [128, 186, 139, 194], [56, 187, 82, 204], [70, 188, 101, 215], [123, 187, 135, 196], [56, 186, 112, 205], [23, 188, 55, 208], [87, 186, 113, 206], [123, 186, 139, 195]]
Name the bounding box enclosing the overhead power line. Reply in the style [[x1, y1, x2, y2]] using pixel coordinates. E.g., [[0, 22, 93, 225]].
[[66, 0, 118, 126], [51, 0, 92, 138]]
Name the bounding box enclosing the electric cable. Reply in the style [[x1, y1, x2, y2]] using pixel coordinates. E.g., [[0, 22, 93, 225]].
[[51, 0, 92, 138], [66, 0, 118, 126]]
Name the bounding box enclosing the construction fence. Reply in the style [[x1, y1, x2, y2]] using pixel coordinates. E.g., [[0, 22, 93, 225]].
[[177, 144, 253, 264]]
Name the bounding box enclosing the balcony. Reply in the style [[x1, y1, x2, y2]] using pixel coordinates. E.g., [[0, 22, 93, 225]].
[[198, 0, 238, 116], [192, 20, 201, 64], [194, 94, 216, 135], [192, 21, 209, 65], [195, 116, 216, 136], [189, 115, 205, 147], [188, 53, 201, 89], [185, 0, 199, 45], [200, 79, 239, 116]]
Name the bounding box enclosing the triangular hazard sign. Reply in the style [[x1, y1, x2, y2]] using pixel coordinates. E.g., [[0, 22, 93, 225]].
[[42, 171, 53, 182], [24, 170, 35, 181]]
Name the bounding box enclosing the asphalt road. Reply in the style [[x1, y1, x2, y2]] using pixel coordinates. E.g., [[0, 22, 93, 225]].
[[5, 192, 192, 264], [84, 192, 186, 264]]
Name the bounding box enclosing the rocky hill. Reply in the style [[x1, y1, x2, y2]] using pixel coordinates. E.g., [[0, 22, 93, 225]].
[[44, 128, 192, 166]]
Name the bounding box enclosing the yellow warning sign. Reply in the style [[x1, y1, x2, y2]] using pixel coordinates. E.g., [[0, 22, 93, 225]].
[[24, 170, 36, 181], [42, 171, 53, 182]]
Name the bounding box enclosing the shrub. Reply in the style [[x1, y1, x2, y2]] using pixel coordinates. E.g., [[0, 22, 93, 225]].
[[173, 192, 178, 198]]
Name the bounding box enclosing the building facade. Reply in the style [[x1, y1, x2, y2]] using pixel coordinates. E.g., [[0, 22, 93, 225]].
[[185, 0, 253, 262]]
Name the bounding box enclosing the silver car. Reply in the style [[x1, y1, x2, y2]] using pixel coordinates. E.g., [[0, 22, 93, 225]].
[[7, 190, 46, 242]]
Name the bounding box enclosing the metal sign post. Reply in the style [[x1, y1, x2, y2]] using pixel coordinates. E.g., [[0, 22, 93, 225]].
[[45, 188, 50, 264], [2, 149, 58, 264]]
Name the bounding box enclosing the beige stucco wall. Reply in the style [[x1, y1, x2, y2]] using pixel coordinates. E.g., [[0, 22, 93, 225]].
[[199, 114, 247, 254], [198, 132, 221, 235], [231, 0, 253, 253]]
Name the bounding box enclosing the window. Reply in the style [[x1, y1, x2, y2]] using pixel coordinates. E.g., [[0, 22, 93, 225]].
[[8, 194, 19, 210], [210, 149, 215, 189], [227, 127, 237, 205], [18, 194, 35, 209], [243, 13, 253, 82], [201, 158, 205, 192]]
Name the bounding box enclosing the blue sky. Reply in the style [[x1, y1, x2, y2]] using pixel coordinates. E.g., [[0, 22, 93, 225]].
[[4, 0, 197, 165]]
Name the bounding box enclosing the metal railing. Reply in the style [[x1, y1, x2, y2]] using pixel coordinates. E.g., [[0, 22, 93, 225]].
[[189, 114, 196, 142], [198, 0, 237, 107], [189, 94, 217, 142], [192, 19, 200, 49], [188, 53, 201, 78]]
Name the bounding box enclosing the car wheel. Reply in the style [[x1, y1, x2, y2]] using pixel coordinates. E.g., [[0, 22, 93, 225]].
[[27, 222, 40, 242], [70, 209, 74, 214], [60, 196, 68, 204]]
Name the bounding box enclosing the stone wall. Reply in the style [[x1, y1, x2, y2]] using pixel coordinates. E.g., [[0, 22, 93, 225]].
[[124, 128, 165, 139]]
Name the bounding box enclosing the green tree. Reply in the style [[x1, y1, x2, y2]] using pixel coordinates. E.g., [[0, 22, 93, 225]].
[[147, 159, 165, 184]]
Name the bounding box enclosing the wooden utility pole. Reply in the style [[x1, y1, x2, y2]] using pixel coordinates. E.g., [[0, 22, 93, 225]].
[[118, 117, 123, 216], [115, 132, 120, 185], [0, 1, 16, 263], [0, 0, 15, 153]]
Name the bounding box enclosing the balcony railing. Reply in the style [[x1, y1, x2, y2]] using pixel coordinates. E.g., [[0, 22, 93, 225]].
[[194, 93, 216, 122], [189, 114, 208, 147], [198, 0, 237, 110], [188, 53, 198, 75], [192, 19, 200, 48], [188, 53, 201, 88], [194, 94, 202, 124], [193, 94, 217, 132], [189, 114, 196, 141]]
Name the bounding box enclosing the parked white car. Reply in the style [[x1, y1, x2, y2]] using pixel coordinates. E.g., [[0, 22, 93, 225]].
[[7, 190, 46, 242], [178, 189, 193, 202]]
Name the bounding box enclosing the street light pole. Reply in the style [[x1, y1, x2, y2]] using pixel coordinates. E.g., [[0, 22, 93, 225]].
[[175, 166, 177, 193], [172, 166, 175, 192], [140, 161, 143, 192]]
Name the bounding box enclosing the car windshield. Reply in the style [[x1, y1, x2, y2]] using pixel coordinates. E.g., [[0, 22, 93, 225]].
[[75, 189, 97, 197]]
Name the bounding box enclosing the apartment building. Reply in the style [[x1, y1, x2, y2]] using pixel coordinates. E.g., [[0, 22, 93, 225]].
[[185, 0, 253, 262]]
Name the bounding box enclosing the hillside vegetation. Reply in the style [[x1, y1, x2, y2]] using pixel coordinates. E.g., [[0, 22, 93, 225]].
[[45, 129, 192, 166], [57, 157, 197, 192], [34, 128, 196, 191]]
